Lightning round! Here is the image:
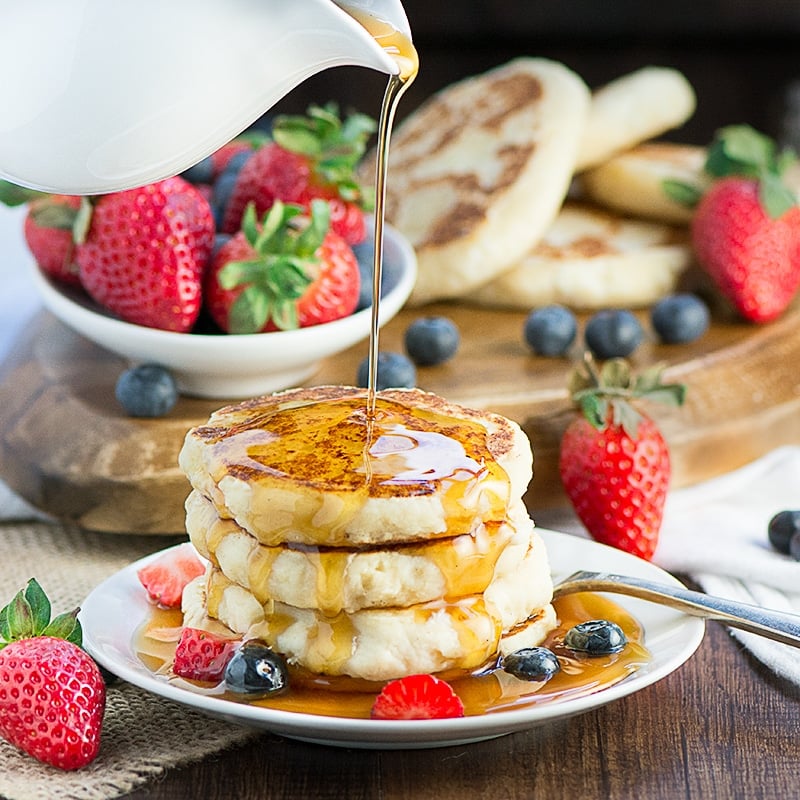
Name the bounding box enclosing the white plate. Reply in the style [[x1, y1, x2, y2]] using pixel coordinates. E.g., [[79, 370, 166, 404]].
[[81, 530, 705, 749], [27, 216, 416, 399]]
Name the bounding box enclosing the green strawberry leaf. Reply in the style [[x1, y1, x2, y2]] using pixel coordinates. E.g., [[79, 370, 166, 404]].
[[705, 125, 776, 178], [43, 609, 82, 646], [24, 578, 51, 633], [579, 393, 608, 430], [662, 178, 704, 209], [0, 180, 46, 206], [759, 171, 798, 219], [4, 593, 35, 641], [228, 284, 272, 334]]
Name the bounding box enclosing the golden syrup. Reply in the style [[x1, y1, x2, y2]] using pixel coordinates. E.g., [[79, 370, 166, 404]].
[[133, 592, 650, 718], [203, 518, 514, 615], [199, 394, 511, 543], [347, 9, 418, 414]]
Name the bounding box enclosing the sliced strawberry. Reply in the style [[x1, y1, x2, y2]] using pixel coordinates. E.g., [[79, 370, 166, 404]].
[[173, 627, 236, 682], [370, 674, 465, 720], [137, 543, 205, 608]]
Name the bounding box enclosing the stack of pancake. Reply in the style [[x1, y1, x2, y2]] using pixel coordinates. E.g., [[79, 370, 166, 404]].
[[179, 385, 556, 682], [359, 58, 702, 310]]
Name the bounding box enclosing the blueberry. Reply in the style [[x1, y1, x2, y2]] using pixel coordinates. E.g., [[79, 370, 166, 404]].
[[790, 532, 800, 561], [768, 509, 800, 555], [584, 309, 643, 359], [564, 620, 627, 655], [224, 641, 289, 698], [523, 305, 577, 357], [404, 317, 460, 366], [352, 240, 375, 311], [115, 364, 178, 417], [356, 352, 417, 390], [651, 294, 710, 344], [181, 155, 215, 186], [501, 647, 561, 682], [212, 150, 253, 227]]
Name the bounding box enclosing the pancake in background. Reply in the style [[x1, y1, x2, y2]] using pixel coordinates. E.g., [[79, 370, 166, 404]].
[[579, 143, 708, 224], [575, 67, 697, 172], [363, 57, 590, 306], [470, 203, 693, 310]]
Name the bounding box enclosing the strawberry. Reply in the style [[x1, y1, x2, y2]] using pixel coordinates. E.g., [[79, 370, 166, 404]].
[[23, 194, 87, 284], [370, 674, 465, 720], [206, 199, 360, 333], [75, 176, 215, 332], [172, 627, 236, 682], [137, 543, 206, 608], [0, 579, 105, 770], [558, 358, 686, 561], [666, 125, 800, 323], [220, 103, 376, 244]]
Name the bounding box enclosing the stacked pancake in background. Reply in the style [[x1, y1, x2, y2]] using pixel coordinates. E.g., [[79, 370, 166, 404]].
[[179, 385, 556, 683], [360, 57, 702, 310]]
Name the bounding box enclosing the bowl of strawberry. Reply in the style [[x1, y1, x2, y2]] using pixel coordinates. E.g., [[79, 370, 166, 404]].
[[8, 105, 417, 399]]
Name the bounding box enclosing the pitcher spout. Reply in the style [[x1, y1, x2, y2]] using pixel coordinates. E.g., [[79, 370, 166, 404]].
[[0, 0, 412, 194]]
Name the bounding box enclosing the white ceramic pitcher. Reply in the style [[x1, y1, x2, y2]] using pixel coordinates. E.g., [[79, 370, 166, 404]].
[[0, 0, 411, 194]]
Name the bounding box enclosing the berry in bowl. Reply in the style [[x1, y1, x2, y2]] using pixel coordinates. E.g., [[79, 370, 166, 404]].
[[12, 104, 416, 399], [26, 205, 415, 399]]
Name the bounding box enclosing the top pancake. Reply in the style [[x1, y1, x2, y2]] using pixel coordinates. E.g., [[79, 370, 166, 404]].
[[365, 57, 590, 306], [178, 386, 533, 546]]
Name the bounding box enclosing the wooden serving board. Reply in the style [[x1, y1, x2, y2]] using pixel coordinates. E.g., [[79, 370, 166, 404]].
[[2, 297, 800, 536]]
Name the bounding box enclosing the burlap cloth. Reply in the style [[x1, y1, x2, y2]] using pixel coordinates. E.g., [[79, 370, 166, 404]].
[[0, 521, 261, 800]]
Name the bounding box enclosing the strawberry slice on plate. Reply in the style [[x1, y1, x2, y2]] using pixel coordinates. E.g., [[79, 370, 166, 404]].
[[137, 543, 206, 608], [370, 674, 465, 720]]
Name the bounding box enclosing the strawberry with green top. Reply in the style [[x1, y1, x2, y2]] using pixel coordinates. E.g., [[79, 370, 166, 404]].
[[665, 124, 800, 323], [559, 357, 686, 561], [220, 103, 376, 244], [206, 199, 360, 334], [0, 579, 106, 770]]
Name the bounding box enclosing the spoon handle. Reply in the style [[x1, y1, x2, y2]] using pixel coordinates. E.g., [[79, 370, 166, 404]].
[[554, 571, 800, 648]]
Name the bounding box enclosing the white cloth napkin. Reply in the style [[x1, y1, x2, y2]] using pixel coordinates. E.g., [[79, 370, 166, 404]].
[[656, 445, 800, 686]]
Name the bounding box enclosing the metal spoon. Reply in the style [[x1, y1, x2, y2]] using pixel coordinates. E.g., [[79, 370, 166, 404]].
[[553, 571, 800, 648]]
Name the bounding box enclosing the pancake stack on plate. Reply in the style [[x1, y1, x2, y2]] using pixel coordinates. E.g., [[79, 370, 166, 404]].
[[178, 385, 556, 682]]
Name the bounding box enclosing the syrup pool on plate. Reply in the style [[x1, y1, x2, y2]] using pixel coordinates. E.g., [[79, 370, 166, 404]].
[[134, 592, 650, 719]]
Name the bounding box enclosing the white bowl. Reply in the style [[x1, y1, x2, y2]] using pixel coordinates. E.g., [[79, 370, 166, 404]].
[[28, 220, 416, 399]]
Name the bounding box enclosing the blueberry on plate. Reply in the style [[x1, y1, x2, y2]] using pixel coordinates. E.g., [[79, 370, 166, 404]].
[[501, 647, 561, 682], [651, 293, 710, 344], [115, 363, 178, 418], [356, 352, 417, 390], [404, 316, 460, 366], [564, 620, 627, 655], [768, 509, 800, 556], [584, 309, 643, 359], [224, 641, 289, 698], [523, 305, 577, 357]]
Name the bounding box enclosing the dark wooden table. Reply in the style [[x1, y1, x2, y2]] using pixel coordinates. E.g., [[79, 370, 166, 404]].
[[122, 618, 800, 800]]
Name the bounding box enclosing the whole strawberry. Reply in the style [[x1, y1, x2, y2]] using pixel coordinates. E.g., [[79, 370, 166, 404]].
[[76, 176, 215, 332], [206, 199, 360, 333], [0, 579, 105, 770], [220, 103, 376, 244], [23, 194, 87, 285], [667, 125, 800, 323], [559, 358, 686, 560]]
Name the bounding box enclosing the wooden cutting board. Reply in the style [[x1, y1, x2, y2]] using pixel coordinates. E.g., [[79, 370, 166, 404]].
[[2, 297, 800, 535]]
